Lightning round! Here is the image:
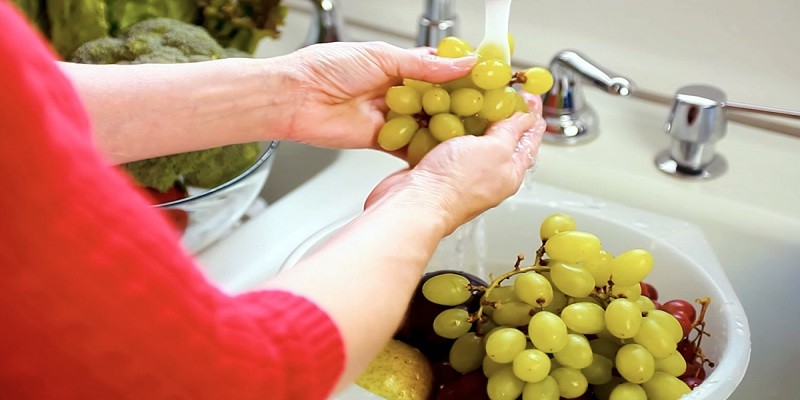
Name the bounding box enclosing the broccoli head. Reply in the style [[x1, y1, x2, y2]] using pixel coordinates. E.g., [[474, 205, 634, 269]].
[[70, 17, 225, 63], [122, 143, 262, 192], [70, 18, 263, 193]]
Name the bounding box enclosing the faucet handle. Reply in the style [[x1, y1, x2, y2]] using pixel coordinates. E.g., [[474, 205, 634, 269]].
[[656, 84, 800, 179], [542, 50, 635, 145]]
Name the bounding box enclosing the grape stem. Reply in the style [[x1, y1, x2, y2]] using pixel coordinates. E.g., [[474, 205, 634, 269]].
[[473, 245, 548, 335]]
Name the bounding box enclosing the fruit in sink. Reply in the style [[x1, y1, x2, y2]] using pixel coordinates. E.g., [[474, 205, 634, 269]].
[[378, 36, 555, 167], [394, 213, 715, 399], [355, 339, 434, 399]]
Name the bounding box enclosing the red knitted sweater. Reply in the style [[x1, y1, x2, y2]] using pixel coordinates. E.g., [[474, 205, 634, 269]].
[[0, 2, 345, 399]]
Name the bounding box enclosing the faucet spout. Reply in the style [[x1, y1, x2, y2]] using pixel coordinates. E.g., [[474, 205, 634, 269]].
[[417, 0, 457, 47], [302, 0, 347, 47]]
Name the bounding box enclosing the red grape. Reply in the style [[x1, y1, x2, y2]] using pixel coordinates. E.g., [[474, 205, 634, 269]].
[[682, 376, 705, 389], [661, 299, 697, 322], [677, 339, 697, 362], [640, 282, 659, 301], [672, 312, 694, 338], [436, 370, 489, 400]]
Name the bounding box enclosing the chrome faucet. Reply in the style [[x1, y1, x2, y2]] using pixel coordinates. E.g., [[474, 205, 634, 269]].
[[541, 50, 635, 145], [417, 0, 457, 47], [302, 0, 347, 47]]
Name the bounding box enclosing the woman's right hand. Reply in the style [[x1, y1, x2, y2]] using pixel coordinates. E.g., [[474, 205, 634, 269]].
[[364, 93, 546, 235]]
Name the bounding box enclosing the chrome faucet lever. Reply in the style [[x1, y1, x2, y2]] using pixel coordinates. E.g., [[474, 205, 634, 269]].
[[656, 84, 800, 180], [417, 0, 457, 47], [542, 50, 635, 145], [302, 0, 346, 47]]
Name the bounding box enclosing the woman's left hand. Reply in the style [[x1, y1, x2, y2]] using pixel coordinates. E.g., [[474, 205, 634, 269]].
[[272, 41, 476, 149]]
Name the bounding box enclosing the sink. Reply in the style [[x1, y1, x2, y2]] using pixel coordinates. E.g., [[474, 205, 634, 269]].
[[282, 181, 751, 400]]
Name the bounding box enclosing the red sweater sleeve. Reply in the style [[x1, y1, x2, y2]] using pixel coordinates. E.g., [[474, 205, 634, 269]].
[[0, 3, 345, 399]]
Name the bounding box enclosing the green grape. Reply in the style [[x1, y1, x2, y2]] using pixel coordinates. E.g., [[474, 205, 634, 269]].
[[429, 113, 466, 142], [539, 213, 577, 241], [477, 42, 511, 62], [422, 86, 451, 115], [492, 301, 536, 327], [581, 354, 613, 385], [635, 295, 656, 312], [589, 337, 621, 361], [385, 110, 402, 120], [483, 354, 506, 377], [544, 231, 602, 263], [479, 87, 518, 122], [646, 310, 684, 344], [437, 36, 474, 58], [403, 78, 434, 94], [521, 67, 555, 95], [549, 367, 588, 399], [609, 382, 647, 400], [406, 128, 439, 167], [463, 115, 489, 136], [542, 289, 568, 314], [583, 250, 613, 286], [471, 59, 513, 90], [450, 87, 485, 116], [560, 302, 605, 334], [433, 308, 472, 339], [641, 372, 692, 400], [422, 272, 472, 306], [632, 317, 677, 359], [654, 350, 687, 377], [553, 334, 593, 370], [604, 298, 643, 339], [593, 376, 626, 400], [450, 332, 485, 373], [609, 249, 654, 287], [508, 33, 515, 56], [486, 327, 527, 364], [377, 116, 418, 151], [442, 75, 478, 92], [549, 261, 595, 298], [527, 311, 568, 353], [515, 92, 529, 112], [385, 85, 422, 115], [522, 375, 559, 400], [482, 285, 519, 318], [487, 366, 526, 400], [615, 344, 655, 384], [512, 349, 551, 383], [611, 283, 641, 301], [514, 272, 554, 307]]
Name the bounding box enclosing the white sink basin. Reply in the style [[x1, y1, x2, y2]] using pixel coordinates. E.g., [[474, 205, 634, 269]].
[[282, 182, 751, 400]]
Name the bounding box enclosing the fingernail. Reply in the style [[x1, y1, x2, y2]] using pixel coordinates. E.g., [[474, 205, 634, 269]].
[[449, 55, 478, 69]]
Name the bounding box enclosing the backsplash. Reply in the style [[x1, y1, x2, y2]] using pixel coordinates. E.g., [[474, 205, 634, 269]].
[[267, 0, 799, 133]]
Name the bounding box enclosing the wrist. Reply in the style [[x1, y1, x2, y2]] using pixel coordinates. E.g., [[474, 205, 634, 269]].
[[364, 170, 457, 239]]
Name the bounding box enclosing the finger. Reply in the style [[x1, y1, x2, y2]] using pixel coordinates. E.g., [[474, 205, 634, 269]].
[[376, 43, 477, 83], [512, 121, 545, 172], [520, 90, 544, 115], [484, 112, 537, 151]]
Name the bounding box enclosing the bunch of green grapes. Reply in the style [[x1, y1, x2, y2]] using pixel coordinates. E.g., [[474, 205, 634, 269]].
[[420, 213, 713, 400], [379, 36, 554, 166]]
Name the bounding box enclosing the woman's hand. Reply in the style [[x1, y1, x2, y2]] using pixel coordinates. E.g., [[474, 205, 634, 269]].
[[364, 93, 547, 235], [274, 41, 476, 149]]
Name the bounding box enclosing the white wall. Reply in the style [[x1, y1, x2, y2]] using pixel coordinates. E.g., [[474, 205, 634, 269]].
[[263, 0, 799, 131]]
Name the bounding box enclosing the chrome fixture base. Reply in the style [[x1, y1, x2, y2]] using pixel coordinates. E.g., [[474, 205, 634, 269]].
[[655, 150, 727, 180], [543, 108, 598, 145]]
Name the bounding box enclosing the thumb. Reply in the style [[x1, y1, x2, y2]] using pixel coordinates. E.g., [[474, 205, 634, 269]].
[[389, 47, 477, 84]]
